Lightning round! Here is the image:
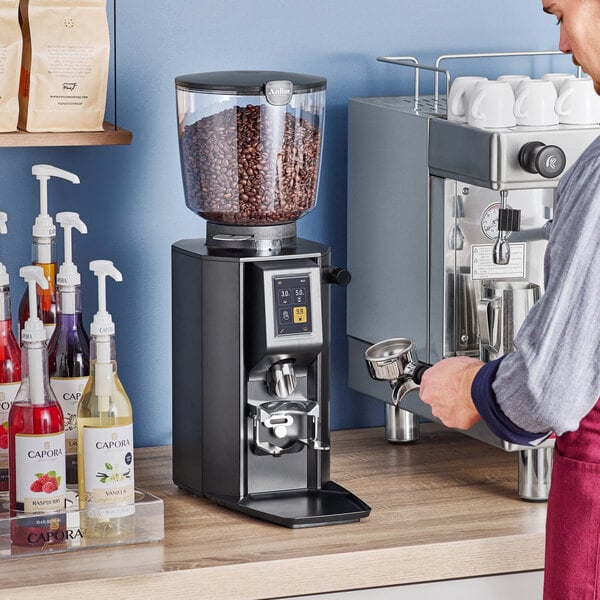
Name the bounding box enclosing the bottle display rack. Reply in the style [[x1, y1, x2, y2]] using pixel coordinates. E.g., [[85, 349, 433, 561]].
[[0, 488, 163, 558]]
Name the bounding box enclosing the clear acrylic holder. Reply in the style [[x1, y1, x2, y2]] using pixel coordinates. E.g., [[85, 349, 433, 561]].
[[0, 488, 164, 558]]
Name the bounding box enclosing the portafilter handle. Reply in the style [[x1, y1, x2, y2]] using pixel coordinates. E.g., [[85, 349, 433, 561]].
[[391, 361, 432, 405]]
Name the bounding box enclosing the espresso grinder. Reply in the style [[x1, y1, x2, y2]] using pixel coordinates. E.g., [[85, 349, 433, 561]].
[[171, 71, 370, 527]]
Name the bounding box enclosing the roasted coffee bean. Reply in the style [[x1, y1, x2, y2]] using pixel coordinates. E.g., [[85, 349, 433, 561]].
[[179, 103, 321, 225]]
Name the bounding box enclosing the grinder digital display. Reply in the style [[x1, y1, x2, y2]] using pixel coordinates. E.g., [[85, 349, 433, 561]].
[[274, 275, 312, 335]]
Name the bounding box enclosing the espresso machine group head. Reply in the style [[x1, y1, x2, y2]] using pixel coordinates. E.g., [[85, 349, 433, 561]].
[[172, 70, 370, 527]]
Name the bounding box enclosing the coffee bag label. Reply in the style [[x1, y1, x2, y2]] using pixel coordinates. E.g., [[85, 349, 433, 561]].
[[18, 0, 110, 132], [0, 0, 22, 131]]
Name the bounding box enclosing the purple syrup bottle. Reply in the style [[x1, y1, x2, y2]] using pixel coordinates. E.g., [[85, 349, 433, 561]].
[[47, 213, 89, 487]]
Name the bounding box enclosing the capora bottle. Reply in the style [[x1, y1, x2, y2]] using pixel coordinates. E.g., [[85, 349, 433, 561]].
[[48, 212, 89, 487], [0, 213, 21, 497], [77, 260, 135, 539], [9, 266, 66, 547]]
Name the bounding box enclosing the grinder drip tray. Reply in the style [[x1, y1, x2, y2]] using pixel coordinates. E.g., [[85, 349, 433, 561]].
[[208, 481, 371, 528]]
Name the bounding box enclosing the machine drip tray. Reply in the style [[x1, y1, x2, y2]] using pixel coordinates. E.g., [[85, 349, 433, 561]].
[[209, 481, 371, 528]]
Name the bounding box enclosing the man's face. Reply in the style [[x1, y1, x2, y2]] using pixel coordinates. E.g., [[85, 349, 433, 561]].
[[543, 0, 600, 93]]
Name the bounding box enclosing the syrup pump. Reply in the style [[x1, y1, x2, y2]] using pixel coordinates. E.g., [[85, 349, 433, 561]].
[[18, 164, 80, 341]]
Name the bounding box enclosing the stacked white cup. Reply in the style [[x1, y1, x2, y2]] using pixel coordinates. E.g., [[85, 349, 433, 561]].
[[555, 77, 600, 125], [447, 76, 488, 122], [446, 72, 600, 128], [513, 79, 559, 126]]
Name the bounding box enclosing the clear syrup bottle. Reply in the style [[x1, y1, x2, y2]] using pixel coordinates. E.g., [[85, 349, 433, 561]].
[[48, 212, 89, 487], [77, 260, 135, 539]]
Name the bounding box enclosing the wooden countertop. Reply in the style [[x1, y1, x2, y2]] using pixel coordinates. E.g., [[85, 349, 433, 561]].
[[2, 424, 547, 599]]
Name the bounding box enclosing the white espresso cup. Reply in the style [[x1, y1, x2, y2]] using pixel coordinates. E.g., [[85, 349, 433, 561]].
[[555, 77, 600, 125], [468, 80, 516, 128], [447, 76, 488, 122], [541, 72, 577, 93], [497, 74, 531, 92], [513, 79, 559, 126]]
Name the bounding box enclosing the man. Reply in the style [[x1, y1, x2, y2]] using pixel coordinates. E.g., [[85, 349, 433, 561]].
[[419, 1, 600, 597]]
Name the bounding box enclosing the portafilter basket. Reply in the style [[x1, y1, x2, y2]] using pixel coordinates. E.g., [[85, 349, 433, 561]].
[[365, 337, 430, 384], [365, 338, 431, 405]]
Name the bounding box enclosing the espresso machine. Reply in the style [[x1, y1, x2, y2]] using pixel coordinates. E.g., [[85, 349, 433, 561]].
[[171, 70, 370, 527], [346, 51, 600, 500]]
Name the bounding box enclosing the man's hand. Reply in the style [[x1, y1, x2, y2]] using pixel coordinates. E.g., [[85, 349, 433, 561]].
[[419, 356, 484, 430]]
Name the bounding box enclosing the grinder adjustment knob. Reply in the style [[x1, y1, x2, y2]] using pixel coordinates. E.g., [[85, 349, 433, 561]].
[[518, 141, 566, 179], [322, 266, 351, 286]]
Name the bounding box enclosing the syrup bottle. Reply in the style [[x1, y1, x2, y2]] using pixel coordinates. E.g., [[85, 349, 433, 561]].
[[9, 266, 66, 547], [48, 212, 89, 487], [0, 213, 21, 496], [77, 261, 135, 539], [18, 164, 80, 343]]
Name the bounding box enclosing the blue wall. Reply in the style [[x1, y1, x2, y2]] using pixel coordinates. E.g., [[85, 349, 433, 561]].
[[0, 1, 566, 446]]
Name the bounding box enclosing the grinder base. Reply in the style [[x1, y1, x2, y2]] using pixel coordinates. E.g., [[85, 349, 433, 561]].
[[204, 481, 371, 528]]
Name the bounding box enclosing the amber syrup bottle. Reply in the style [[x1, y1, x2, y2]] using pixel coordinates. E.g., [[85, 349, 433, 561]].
[[9, 267, 66, 547]]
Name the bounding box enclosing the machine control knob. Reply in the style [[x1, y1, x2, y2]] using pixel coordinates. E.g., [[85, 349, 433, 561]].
[[322, 266, 351, 286], [518, 141, 566, 179]]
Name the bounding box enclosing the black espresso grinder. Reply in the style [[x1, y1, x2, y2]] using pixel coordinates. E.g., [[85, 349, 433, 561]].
[[171, 70, 370, 527]]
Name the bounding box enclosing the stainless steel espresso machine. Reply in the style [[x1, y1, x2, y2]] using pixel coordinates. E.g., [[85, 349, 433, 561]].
[[171, 70, 370, 527], [347, 52, 600, 500]]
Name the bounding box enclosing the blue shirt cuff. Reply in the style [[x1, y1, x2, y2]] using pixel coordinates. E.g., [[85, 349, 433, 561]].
[[472, 357, 548, 446]]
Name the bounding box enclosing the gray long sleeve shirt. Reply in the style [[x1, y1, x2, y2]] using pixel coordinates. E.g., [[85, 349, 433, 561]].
[[487, 135, 600, 436]]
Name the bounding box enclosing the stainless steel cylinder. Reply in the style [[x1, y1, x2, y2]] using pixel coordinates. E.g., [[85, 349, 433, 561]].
[[518, 447, 554, 501], [385, 405, 420, 443]]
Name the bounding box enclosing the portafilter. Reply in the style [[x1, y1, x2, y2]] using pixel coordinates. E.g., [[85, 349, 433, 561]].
[[365, 337, 431, 405]]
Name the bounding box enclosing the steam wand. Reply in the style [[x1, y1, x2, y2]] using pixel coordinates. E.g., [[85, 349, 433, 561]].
[[493, 190, 521, 265]]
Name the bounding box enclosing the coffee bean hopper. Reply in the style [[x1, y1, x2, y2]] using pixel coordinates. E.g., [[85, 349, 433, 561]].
[[171, 70, 370, 527]]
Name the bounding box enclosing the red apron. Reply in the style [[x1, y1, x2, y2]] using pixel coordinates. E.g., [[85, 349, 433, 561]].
[[544, 397, 600, 599]]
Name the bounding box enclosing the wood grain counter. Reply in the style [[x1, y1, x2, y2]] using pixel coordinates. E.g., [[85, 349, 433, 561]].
[[1, 424, 547, 599]]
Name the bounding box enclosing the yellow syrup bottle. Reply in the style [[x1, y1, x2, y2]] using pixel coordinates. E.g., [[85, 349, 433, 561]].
[[77, 261, 135, 539]]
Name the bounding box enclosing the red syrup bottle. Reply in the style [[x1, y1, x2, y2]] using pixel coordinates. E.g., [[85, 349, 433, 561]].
[[9, 266, 66, 547], [0, 213, 21, 496]]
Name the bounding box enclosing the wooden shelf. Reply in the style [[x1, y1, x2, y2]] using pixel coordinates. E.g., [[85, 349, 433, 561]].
[[0, 121, 132, 148]]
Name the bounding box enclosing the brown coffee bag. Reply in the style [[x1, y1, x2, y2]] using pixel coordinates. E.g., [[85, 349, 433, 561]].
[[18, 0, 110, 132], [0, 0, 22, 132]]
